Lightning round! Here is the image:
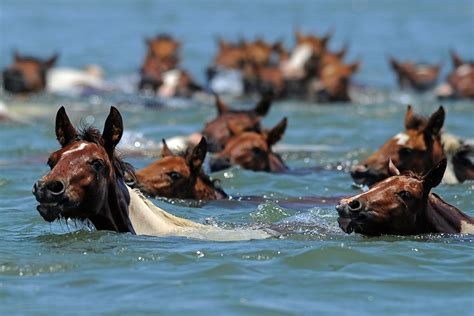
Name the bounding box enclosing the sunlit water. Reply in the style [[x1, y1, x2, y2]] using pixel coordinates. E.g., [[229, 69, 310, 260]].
[[1, 1, 473, 315]]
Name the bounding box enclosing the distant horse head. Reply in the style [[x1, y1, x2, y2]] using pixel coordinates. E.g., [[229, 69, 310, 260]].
[[3, 52, 58, 93], [242, 39, 274, 66], [210, 117, 288, 173], [311, 60, 360, 102], [32, 106, 137, 232], [389, 57, 441, 91], [211, 38, 247, 69], [294, 29, 331, 58], [442, 51, 474, 99], [202, 93, 273, 152], [145, 34, 180, 61], [338, 159, 474, 235], [134, 138, 227, 200], [351, 105, 445, 185]]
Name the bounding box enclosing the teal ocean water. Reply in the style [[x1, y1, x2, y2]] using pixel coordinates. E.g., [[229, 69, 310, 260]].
[[1, 1, 473, 315]]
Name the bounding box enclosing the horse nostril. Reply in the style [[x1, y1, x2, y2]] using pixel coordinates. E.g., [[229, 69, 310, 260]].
[[45, 180, 65, 195], [348, 199, 363, 212]]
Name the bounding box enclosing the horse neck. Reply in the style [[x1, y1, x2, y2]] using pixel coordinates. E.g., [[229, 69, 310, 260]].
[[89, 178, 135, 233], [419, 193, 474, 234], [194, 176, 228, 200]]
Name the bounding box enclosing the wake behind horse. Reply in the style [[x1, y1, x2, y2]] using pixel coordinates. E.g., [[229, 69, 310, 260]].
[[32, 106, 272, 241]]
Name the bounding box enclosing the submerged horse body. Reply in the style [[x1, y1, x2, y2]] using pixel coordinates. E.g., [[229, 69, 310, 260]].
[[32, 106, 271, 241], [338, 159, 474, 235]]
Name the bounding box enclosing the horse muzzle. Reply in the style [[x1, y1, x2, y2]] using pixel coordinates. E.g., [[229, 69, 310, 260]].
[[350, 164, 385, 186], [336, 199, 367, 234], [32, 179, 67, 222], [2, 69, 28, 93]]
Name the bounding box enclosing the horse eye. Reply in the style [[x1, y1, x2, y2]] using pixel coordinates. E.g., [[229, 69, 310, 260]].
[[168, 171, 182, 181], [90, 159, 104, 171], [252, 147, 264, 155], [398, 147, 413, 158], [398, 191, 411, 200]]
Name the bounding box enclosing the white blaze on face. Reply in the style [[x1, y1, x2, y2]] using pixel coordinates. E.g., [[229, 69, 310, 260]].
[[281, 44, 313, 78], [62, 143, 89, 156], [158, 69, 181, 97], [394, 133, 410, 145]]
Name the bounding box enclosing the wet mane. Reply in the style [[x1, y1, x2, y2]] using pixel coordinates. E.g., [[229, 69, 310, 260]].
[[78, 126, 135, 180]]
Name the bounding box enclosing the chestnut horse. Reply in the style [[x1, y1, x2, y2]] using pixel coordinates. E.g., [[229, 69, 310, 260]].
[[134, 138, 228, 200], [436, 51, 474, 99], [210, 117, 288, 173], [202, 92, 273, 152], [32, 106, 271, 241], [389, 57, 440, 91], [351, 105, 473, 185], [139, 34, 202, 97], [3, 52, 58, 93], [338, 159, 474, 235]]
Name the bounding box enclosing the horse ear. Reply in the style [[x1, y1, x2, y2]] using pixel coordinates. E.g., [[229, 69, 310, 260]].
[[161, 139, 174, 157], [336, 43, 348, 59], [424, 106, 445, 136], [294, 28, 303, 43], [389, 56, 399, 70], [187, 137, 207, 175], [267, 117, 287, 147], [388, 158, 401, 176], [423, 159, 447, 190], [322, 29, 333, 46], [349, 60, 360, 73], [214, 94, 229, 115], [45, 53, 59, 68], [55, 106, 78, 147], [254, 92, 273, 116], [102, 106, 123, 156], [14, 50, 21, 62], [404, 105, 415, 129], [450, 51, 464, 68]]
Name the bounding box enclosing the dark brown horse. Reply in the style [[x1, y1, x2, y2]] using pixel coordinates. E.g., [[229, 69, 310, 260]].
[[32, 106, 270, 240], [338, 159, 474, 235], [134, 138, 227, 200], [351, 105, 473, 185], [389, 57, 441, 91], [3, 52, 58, 93], [210, 117, 289, 173], [436, 51, 474, 99], [202, 93, 273, 152]]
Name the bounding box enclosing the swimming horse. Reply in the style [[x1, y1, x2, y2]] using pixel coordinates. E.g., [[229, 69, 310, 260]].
[[133, 138, 228, 200], [32, 106, 272, 241], [436, 51, 474, 99], [2, 51, 108, 95], [389, 57, 441, 91], [338, 159, 474, 235], [351, 105, 474, 185]]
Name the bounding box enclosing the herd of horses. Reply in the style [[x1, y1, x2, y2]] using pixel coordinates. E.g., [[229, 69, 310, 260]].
[[3, 30, 474, 100], [30, 100, 474, 240], [2, 30, 473, 240]]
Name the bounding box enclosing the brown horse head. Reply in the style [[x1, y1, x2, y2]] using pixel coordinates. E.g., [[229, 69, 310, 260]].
[[294, 29, 331, 57], [3, 52, 58, 93], [210, 117, 288, 173], [202, 93, 273, 152], [145, 34, 180, 61], [312, 60, 360, 102], [134, 138, 227, 200], [390, 57, 441, 91], [338, 159, 474, 235], [32, 106, 136, 232], [212, 38, 247, 69], [242, 39, 274, 66], [351, 105, 446, 185], [445, 51, 474, 99]]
